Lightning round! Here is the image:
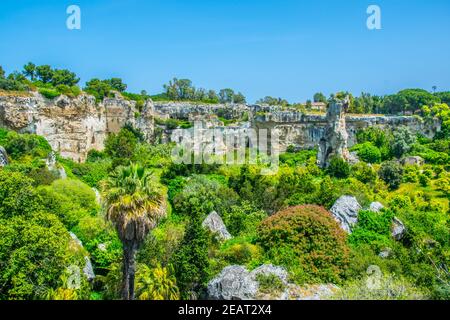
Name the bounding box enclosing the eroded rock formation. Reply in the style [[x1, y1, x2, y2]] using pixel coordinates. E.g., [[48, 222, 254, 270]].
[[0, 146, 9, 166], [207, 264, 339, 300], [0, 93, 439, 163], [0, 92, 155, 162], [391, 217, 406, 240], [330, 195, 361, 233], [317, 97, 350, 167], [202, 211, 232, 241]]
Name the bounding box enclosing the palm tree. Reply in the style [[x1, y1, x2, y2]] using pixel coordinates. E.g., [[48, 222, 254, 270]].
[[102, 163, 166, 300]]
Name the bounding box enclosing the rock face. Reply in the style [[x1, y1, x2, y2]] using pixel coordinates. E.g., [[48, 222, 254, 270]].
[[202, 211, 232, 241], [379, 248, 392, 259], [0, 92, 438, 162], [207, 265, 258, 300], [0, 92, 155, 162], [369, 202, 384, 212], [207, 264, 338, 300], [0, 146, 9, 166], [207, 264, 289, 300], [317, 97, 351, 168], [69, 232, 95, 281], [392, 217, 406, 240], [45, 151, 67, 179], [330, 196, 361, 233], [401, 156, 424, 166], [92, 187, 101, 205]]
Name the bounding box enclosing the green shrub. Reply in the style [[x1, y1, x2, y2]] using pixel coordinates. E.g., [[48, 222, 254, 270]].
[[135, 264, 180, 300], [0, 212, 86, 299], [256, 273, 286, 296], [327, 156, 350, 178], [351, 162, 377, 184], [349, 210, 395, 251], [354, 142, 382, 164], [4, 131, 51, 159], [0, 170, 42, 219], [173, 175, 238, 217], [171, 209, 210, 299], [104, 128, 137, 167], [378, 161, 403, 190], [334, 275, 427, 300], [391, 127, 417, 158], [220, 241, 262, 265], [39, 87, 60, 99], [257, 205, 349, 283], [38, 179, 98, 229], [72, 215, 122, 275], [222, 201, 267, 236]]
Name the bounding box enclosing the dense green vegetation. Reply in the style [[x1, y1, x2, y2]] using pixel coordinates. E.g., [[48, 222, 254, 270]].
[[1, 111, 448, 300], [0, 62, 449, 300]]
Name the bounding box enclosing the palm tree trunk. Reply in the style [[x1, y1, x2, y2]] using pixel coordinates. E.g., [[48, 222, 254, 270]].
[[122, 241, 138, 300], [121, 242, 131, 300], [128, 242, 138, 300]]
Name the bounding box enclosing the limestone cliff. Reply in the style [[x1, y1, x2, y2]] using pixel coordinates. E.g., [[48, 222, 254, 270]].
[[0, 91, 154, 162], [0, 94, 440, 163]]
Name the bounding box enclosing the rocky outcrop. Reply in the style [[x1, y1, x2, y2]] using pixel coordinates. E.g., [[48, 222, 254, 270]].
[[0, 92, 155, 162], [0, 92, 439, 163], [369, 201, 384, 212], [69, 232, 95, 281], [253, 112, 438, 153], [391, 217, 406, 240], [317, 97, 350, 167], [330, 195, 361, 233], [207, 265, 258, 300], [207, 264, 338, 300], [153, 101, 249, 121], [0, 146, 9, 166], [92, 187, 101, 205], [401, 156, 424, 166], [202, 211, 232, 241], [207, 264, 289, 300], [379, 248, 392, 259]]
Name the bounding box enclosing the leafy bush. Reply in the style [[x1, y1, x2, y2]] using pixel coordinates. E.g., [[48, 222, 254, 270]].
[[0, 212, 84, 299], [71, 215, 122, 274], [171, 209, 210, 299], [104, 128, 138, 167], [38, 179, 98, 229], [349, 210, 395, 251], [0, 170, 42, 219], [378, 161, 403, 190], [256, 273, 286, 296], [222, 201, 267, 236], [220, 239, 262, 265], [257, 205, 349, 283], [4, 131, 52, 159], [351, 162, 377, 184], [135, 264, 179, 300], [354, 142, 381, 164], [391, 127, 417, 158], [39, 87, 60, 99], [173, 175, 238, 217], [327, 156, 350, 178]]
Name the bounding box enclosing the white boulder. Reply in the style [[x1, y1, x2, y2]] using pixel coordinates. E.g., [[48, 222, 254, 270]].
[[330, 196, 361, 233]]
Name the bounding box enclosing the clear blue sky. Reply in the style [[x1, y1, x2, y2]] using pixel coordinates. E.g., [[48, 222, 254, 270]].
[[1, 0, 449, 103]]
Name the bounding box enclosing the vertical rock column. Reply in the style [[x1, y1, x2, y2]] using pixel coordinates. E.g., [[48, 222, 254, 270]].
[[318, 97, 350, 168]]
